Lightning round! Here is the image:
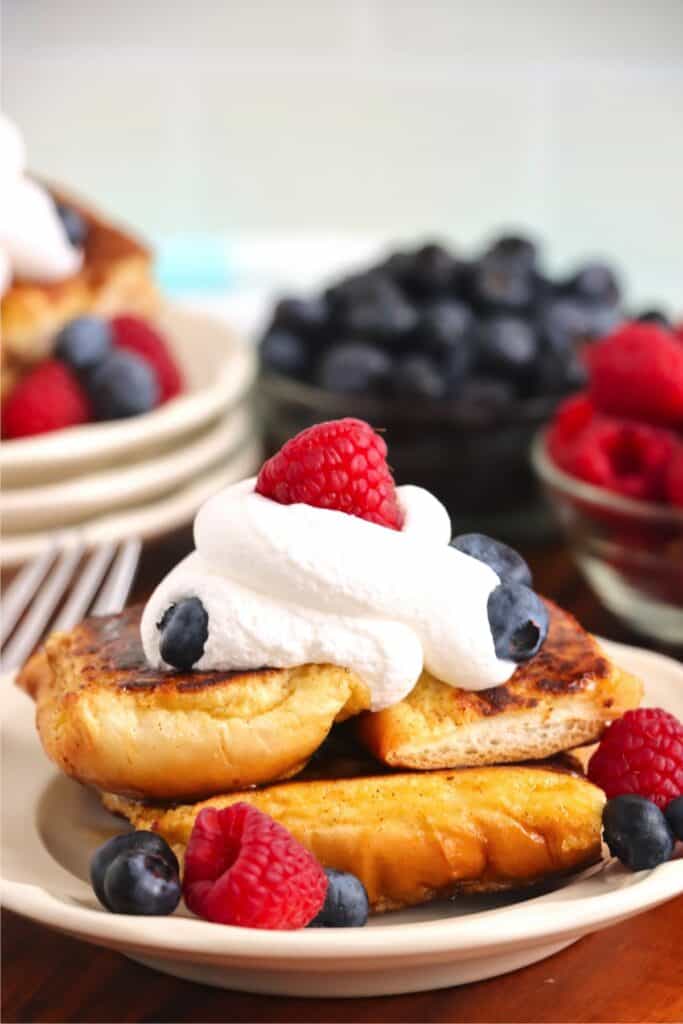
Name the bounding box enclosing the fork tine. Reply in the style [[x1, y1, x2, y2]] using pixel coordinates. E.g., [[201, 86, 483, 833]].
[[91, 538, 141, 616], [1, 543, 84, 673], [51, 542, 117, 633], [0, 543, 59, 646]]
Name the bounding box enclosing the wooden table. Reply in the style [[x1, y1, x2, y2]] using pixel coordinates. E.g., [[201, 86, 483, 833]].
[[3, 530, 682, 1024]]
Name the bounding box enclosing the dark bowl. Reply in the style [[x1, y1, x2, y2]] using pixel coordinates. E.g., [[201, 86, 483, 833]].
[[258, 371, 562, 543]]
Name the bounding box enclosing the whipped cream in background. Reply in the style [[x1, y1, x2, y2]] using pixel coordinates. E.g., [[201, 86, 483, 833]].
[[0, 114, 82, 296], [141, 479, 515, 710]]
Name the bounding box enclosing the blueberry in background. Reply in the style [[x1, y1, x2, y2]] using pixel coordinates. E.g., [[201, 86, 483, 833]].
[[451, 533, 533, 587], [393, 353, 447, 400], [663, 795, 683, 840], [565, 261, 620, 308], [416, 300, 475, 359], [272, 295, 329, 338], [535, 344, 587, 396], [55, 316, 112, 374], [484, 234, 538, 275], [309, 868, 369, 927], [487, 583, 548, 661], [472, 253, 536, 313], [103, 849, 181, 916], [326, 272, 417, 344], [317, 341, 392, 395], [602, 795, 674, 871], [55, 201, 88, 248], [260, 328, 310, 379], [399, 242, 458, 300], [91, 831, 179, 910], [158, 597, 209, 671], [88, 349, 159, 420], [457, 375, 516, 406], [477, 316, 539, 388], [635, 309, 672, 329]]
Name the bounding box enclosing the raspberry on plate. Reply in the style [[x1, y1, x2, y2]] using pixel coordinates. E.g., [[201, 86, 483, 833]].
[[111, 315, 184, 402], [2, 359, 92, 439], [588, 708, 683, 809], [183, 803, 327, 930], [256, 417, 405, 530], [586, 322, 683, 427]]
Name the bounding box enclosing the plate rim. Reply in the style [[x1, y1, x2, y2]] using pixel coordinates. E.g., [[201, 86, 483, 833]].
[[2, 639, 682, 965]]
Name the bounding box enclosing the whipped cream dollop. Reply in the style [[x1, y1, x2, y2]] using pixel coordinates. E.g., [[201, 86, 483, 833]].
[[141, 479, 516, 710], [0, 114, 82, 297]]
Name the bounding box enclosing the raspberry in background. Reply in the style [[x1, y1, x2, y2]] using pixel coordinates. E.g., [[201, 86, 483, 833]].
[[183, 803, 328, 929], [569, 419, 676, 502], [666, 445, 683, 508], [588, 708, 683, 809], [2, 359, 92, 438], [586, 322, 683, 427], [256, 418, 405, 530], [111, 315, 183, 402]]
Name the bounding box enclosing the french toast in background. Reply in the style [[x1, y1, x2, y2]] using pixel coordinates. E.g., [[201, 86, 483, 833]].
[[1, 188, 158, 399]]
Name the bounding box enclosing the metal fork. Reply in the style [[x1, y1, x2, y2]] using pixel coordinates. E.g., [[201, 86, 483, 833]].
[[1, 538, 141, 674]]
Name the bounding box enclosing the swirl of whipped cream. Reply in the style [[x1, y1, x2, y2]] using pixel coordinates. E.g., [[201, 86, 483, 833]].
[[141, 479, 515, 710], [0, 115, 82, 296]]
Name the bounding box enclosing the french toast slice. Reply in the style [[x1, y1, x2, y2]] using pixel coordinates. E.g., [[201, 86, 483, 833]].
[[357, 599, 642, 770], [102, 744, 605, 914], [1, 186, 158, 396], [20, 606, 370, 801]]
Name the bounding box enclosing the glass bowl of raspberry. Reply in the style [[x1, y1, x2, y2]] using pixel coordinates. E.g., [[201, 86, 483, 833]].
[[532, 322, 683, 644], [258, 236, 625, 542]]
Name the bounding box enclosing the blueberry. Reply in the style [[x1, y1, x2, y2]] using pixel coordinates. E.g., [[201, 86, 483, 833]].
[[91, 831, 179, 911], [55, 316, 112, 374], [472, 255, 535, 312], [535, 345, 587, 396], [477, 316, 539, 383], [158, 596, 209, 671], [103, 849, 181, 916], [326, 273, 417, 343], [664, 795, 683, 840], [451, 533, 532, 587], [260, 329, 310, 378], [487, 583, 548, 662], [457, 375, 515, 405], [400, 243, 457, 300], [416, 300, 475, 359], [308, 868, 369, 928], [316, 342, 392, 395], [392, 353, 446, 400], [538, 298, 593, 353], [55, 202, 88, 248], [272, 295, 329, 337], [636, 309, 672, 329], [88, 349, 159, 420], [603, 795, 674, 871], [565, 262, 620, 307], [484, 234, 538, 274]]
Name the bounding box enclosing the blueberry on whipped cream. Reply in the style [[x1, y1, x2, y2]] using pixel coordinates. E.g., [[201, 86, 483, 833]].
[[142, 476, 548, 710]]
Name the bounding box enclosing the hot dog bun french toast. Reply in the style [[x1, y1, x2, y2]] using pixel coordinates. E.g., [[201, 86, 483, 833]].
[[18, 417, 642, 922]]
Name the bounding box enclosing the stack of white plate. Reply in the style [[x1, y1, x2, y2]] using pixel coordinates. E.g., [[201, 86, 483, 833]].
[[1, 306, 260, 567]]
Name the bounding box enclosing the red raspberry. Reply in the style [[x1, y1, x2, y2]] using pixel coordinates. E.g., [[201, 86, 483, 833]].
[[586, 322, 683, 427], [546, 393, 596, 470], [2, 359, 92, 439], [256, 418, 404, 530], [183, 804, 327, 929], [561, 419, 676, 502], [666, 444, 683, 508], [111, 315, 184, 402], [588, 708, 683, 808]]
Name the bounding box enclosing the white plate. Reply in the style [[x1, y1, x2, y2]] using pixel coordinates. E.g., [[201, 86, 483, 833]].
[[1, 306, 256, 488], [1, 405, 252, 534], [0, 438, 262, 568], [1, 641, 681, 997]]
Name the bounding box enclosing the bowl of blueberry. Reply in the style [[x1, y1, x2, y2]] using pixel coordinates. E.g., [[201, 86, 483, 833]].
[[258, 234, 625, 541], [533, 320, 683, 644]]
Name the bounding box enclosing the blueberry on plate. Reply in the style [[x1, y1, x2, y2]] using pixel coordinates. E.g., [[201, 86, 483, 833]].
[[664, 795, 683, 840], [316, 341, 392, 395], [487, 583, 548, 662], [260, 328, 310, 378], [55, 316, 112, 374], [603, 795, 674, 871], [103, 849, 181, 916], [451, 533, 532, 587], [308, 868, 369, 928], [158, 596, 209, 671], [91, 831, 179, 911], [55, 201, 88, 248], [392, 353, 446, 401], [87, 349, 159, 420]]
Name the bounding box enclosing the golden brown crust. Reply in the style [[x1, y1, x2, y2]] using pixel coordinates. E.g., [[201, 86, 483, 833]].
[[356, 600, 642, 769], [27, 606, 370, 801], [102, 761, 605, 913], [1, 185, 158, 384]]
